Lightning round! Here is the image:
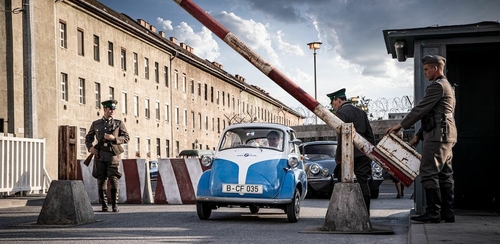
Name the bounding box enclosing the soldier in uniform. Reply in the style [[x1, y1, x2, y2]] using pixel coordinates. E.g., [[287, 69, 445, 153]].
[[86, 99, 130, 212], [386, 55, 457, 223], [328, 88, 375, 213]]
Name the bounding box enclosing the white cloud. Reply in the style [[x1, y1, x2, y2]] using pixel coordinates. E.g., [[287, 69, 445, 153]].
[[156, 17, 173, 31], [276, 30, 304, 56]]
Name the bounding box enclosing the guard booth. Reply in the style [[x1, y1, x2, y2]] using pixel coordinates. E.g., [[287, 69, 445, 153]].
[[383, 21, 500, 212]]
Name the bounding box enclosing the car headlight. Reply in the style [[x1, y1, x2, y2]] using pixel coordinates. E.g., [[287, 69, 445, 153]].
[[371, 161, 383, 178], [201, 156, 213, 167], [288, 157, 299, 168], [310, 163, 320, 174], [321, 168, 330, 177]]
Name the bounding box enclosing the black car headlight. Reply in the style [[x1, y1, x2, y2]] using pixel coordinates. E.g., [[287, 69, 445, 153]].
[[310, 163, 320, 175]]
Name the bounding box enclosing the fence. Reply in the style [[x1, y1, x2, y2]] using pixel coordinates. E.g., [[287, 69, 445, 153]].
[[0, 134, 50, 195]]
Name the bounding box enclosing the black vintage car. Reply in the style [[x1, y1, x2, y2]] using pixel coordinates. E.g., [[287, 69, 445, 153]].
[[299, 141, 384, 198]]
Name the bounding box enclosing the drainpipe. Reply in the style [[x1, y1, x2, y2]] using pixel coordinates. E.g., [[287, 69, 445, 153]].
[[22, 0, 37, 138]]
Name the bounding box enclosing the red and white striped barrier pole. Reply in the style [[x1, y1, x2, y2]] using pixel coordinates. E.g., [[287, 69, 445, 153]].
[[173, 0, 417, 186]]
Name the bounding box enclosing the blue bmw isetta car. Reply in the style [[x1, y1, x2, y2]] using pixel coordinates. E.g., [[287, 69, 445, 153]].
[[196, 123, 307, 222]]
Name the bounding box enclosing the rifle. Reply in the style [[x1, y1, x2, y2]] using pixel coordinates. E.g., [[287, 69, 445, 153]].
[[83, 138, 107, 167]]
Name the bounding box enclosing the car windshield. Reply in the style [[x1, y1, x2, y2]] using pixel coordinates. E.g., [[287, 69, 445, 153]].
[[219, 128, 284, 151], [301, 144, 336, 158]]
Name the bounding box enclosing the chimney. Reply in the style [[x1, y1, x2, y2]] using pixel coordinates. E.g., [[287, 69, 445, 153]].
[[145, 22, 150, 30], [219, 63, 223, 70], [150, 25, 157, 32], [138, 19, 146, 27], [169, 37, 177, 44], [159, 31, 166, 38], [180, 43, 187, 49]]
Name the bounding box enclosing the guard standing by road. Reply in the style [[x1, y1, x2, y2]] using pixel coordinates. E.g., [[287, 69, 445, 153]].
[[86, 99, 130, 212], [328, 88, 375, 213], [386, 55, 457, 223]]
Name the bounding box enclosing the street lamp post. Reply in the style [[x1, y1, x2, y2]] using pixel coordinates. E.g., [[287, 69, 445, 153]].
[[307, 41, 322, 124]]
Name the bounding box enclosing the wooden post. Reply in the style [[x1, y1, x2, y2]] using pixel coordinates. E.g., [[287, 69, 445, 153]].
[[58, 125, 77, 180], [341, 123, 354, 183]]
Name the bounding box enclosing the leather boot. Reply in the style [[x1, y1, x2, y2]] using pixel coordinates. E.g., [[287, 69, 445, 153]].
[[411, 188, 441, 223], [111, 189, 119, 212], [98, 189, 109, 212], [363, 196, 371, 216], [440, 187, 455, 223]]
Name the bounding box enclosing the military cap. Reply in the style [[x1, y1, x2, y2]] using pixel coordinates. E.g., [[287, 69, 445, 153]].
[[327, 88, 346, 101], [101, 99, 118, 110], [422, 55, 446, 65]]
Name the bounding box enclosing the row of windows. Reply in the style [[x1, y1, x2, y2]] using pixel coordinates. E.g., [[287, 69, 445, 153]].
[[79, 126, 214, 159], [59, 21, 295, 127]]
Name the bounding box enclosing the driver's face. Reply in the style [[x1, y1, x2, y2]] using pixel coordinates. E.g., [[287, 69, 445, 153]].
[[267, 136, 280, 147]]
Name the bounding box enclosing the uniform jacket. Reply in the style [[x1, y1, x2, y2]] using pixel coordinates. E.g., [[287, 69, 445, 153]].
[[85, 117, 130, 161], [401, 76, 457, 143], [335, 101, 375, 160]]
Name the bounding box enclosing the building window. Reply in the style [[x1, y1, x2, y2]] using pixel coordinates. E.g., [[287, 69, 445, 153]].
[[198, 113, 202, 130], [155, 62, 159, 83], [174, 70, 178, 89], [191, 111, 195, 128], [145, 98, 150, 119], [204, 83, 208, 101], [228, 93, 230, 108], [205, 116, 208, 130], [146, 138, 151, 158], [144, 57, 149, 79], [156, 138, 161, 158], [79, 128, 87, 155], [122, 144, 128, 159], [183, 109, 187, 126], [61, 73, 68, 101], [165, 139, 170, 158], [190, 79, 194, 94], [77, 28, 84, 56], [217, 118, 220, 133], [95, 82, 101, 108], [212, 117, 215, 131], [108, 42, 114, 66], [133, 52, 138, 75], [165, 103, 170, 122], [135, 136, 140, 158], [109, 86, 114, 100], [197, 82, 201, 96], [182, 74, 186, 93], [121, 48, 127, 71], [121, 91, 127, 114], [210, 86, 214, 103], [134, 94, 139, 117], [78, 78, 85, 104], [217, 90, 220, 105], [222, 91, 225, 106], [164, 66, 169, 87], [175, 107, 179, 124], [155, 101, 160, 120], [93, 35, 100, 61], [59, 21, 67, 48], [175, 141, 180, 157]]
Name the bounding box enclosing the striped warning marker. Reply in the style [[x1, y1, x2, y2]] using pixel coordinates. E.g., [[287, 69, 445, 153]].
[[154, 158, 208, 204]]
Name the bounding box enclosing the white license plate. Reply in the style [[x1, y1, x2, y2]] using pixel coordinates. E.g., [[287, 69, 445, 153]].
[[222, 184, 263, 194]]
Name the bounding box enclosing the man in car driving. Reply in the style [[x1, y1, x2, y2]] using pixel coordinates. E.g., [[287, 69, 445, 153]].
[[267, 130, 281, 148]]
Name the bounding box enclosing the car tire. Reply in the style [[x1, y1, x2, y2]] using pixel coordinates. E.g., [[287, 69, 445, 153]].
[[249, 204, 260, 214], [286, 189, 301, 223], [370, 188, 380, 199], [196, 201, 212, 220]]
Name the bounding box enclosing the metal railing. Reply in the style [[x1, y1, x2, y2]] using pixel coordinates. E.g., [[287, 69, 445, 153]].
[[0, 134, 50, 195]]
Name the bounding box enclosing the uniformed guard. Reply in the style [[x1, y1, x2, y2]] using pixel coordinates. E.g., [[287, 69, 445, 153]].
[[85, 99, 129, 212], [328, 88, 375, 213], [386, 55, 457, 223]]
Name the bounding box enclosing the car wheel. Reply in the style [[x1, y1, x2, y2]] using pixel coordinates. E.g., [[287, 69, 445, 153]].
[[370, 188, 380, 199], [286, 189, 301, 223], [196, 201, 212, 220], [249, 204, 260, 214]]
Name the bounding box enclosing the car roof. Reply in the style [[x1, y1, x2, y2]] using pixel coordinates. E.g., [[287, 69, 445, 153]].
[[300, 141, 338, 146], [224, 123, 294, 131]]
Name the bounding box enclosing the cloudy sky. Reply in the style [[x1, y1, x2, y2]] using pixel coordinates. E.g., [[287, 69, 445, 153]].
[[99, 0, 499, 120]]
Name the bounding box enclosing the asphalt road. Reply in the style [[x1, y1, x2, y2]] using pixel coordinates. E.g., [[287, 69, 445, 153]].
[[0, 180, 413, 244]]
